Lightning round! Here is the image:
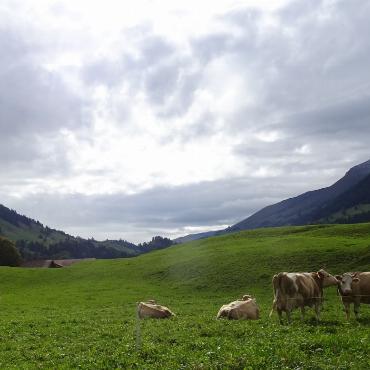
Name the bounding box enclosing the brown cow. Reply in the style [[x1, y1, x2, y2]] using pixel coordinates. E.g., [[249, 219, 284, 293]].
[[217, 294, 259, 320], [137, 300, 175, 319], [336, 272, 370, 320], [270, 269, 337, 324]]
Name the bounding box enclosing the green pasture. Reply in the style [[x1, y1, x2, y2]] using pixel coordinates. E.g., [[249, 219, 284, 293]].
[[0, 224, 370, 369]]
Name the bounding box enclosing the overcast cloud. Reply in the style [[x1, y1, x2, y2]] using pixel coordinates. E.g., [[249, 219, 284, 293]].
[[1, 0, 369, 243]]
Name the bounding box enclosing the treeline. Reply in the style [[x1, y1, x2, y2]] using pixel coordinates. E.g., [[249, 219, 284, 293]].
[[16, 239, 136, 261], [0, 202, 177, 263], [138, 236, 175, 251], [0, 204, 41, 227], [15, 236, 176, 261]]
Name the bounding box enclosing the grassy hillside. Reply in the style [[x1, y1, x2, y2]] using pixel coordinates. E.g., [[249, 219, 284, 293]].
[[0, 224, 370, 368], [0, 206, 68, 245]]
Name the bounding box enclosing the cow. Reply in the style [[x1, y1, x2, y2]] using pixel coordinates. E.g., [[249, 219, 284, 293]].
[[336, 272, 370, 320], [217, 294, 260, 320], [270, 269, 338, 324], [137, 300, 175, 319]]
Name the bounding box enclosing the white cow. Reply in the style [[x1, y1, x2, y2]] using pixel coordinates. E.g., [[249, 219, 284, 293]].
[[137, 300, 175, 319], [217, 295, 259, 320]]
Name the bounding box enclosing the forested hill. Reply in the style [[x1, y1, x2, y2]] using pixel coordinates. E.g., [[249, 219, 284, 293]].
[[312, 173, 370, 224], [0, 204, 164, 261]]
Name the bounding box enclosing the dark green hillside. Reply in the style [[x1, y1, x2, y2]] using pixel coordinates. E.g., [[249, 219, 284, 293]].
[[313, 173, 370, 224], [0, 204, 139, 260], [0, 204, 68, 245], [0, 223, 369, 368]]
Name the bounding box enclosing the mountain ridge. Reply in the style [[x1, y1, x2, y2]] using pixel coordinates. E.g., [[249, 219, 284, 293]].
[[175, 159, 370, 243]]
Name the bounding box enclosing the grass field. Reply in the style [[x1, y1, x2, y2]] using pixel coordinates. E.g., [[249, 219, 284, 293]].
[[0, 224, 370, 369]]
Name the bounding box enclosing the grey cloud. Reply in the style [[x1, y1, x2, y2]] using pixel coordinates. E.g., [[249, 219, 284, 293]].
[[0, 25, 89, 177], [2, 176, 301, 241], [4, 152, 363, 243], [144, 61, 180, 105], [2, 0, 370, 243], [192, 33, 237, 63], [0, 26, 85, 136]]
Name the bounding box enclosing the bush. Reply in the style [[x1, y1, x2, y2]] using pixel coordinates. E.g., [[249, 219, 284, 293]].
[[0, 237, 21, 266]]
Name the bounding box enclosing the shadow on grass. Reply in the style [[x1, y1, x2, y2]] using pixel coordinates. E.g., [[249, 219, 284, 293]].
[[355, 316, 370, 326], [303, 316, 370, 327]]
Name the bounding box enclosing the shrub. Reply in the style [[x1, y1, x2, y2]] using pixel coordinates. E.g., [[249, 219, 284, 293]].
[[0, 237, 21, 266]]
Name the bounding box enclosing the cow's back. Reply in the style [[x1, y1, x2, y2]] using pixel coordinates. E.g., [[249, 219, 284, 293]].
[[228, 299, 259, 320], [296, 273, 321, 301], [137, 302, 174, 319], [354, 272, 370, 304], [272, 272, 322, 311]]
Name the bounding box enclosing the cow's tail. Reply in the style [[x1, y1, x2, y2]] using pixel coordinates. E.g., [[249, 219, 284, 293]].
[[269, 274, 280, 318], [137, 302, 143, 319]]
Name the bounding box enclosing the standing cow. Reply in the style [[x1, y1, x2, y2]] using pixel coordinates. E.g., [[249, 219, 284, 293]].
[[336, 272, 370, 320], [270, 269, 338, 324]]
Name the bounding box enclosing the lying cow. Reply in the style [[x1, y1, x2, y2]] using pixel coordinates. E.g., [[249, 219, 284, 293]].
[[270, 269, 337, 324], [137, 300, 175, 319], [217, 294, 259, 320], [336, 272, 370, 320]]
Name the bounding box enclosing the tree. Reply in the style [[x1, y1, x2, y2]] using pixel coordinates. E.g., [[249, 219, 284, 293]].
[[0, 237, 22, 266]]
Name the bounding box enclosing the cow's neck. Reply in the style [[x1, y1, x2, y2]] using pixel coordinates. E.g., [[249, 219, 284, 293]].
[[311, 273, 324, 295]]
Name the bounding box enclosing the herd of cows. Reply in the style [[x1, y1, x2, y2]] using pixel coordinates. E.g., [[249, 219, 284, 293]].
[[137, 269, 370, 324]]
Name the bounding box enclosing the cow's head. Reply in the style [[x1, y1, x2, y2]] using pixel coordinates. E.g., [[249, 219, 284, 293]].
[[241, 294, 252, 301], [316, 269, 338, 287], [335, 273, 360, 296]]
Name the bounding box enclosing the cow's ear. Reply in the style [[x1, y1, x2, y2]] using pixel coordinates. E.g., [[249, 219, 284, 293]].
[[352, 278, 360, 283], [317, 270, 325, 279], [335, 275, 342, 281]]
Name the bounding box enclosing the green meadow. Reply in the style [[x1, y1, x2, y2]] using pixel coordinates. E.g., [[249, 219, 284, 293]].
[[1, 224, 370, 369]]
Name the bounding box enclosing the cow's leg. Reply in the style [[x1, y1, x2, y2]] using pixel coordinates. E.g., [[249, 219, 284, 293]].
[[286, 309, 292, 324], [269, 300, 276, 318], [300, 306, 305, 321], [277, 308, 283, 324], [314, 303, 321, 322], [343, 302, 350, 320], [354, 300, 360, 320]]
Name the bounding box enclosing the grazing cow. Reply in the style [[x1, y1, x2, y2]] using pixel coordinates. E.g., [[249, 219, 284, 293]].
[[217, 294, 260, 320], [270, 269, 338, 323], [137, 300, 175, 319], [336, 272, 370, 320]]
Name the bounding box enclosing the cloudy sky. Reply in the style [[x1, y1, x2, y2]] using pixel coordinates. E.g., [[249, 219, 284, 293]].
[[1, 0, 369, 243]]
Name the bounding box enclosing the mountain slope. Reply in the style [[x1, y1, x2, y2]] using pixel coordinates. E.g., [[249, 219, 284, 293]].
[[0, 204, 140, 260], [174, 230, 221, 244], [175, 159, 370, 243], [312, 172, 370, 224], [230, 159, 370, 232]]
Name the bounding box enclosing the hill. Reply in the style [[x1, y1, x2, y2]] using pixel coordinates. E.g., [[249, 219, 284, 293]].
[[313, 173, 370, 224], [0, 204, 140, 260], [230, 159, 370, 232], [0, 223, 369, 368], [176, 159, 370, 243]]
